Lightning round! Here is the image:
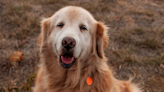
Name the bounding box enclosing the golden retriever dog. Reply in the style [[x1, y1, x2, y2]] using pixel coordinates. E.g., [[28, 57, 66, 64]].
[[34, 6, 141, 92]]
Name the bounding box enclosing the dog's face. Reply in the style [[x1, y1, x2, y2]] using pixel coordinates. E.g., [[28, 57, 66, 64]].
[[39, 6, 108, 69]]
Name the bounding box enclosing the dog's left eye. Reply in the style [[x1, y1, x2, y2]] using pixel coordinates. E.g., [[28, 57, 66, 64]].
[[57, 23, 64, 27], [80, 25, 87, 31]]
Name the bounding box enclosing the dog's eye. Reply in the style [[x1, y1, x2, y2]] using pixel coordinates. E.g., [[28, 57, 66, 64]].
[[57, 23, 64, 27], [80, 25, 87, 31]]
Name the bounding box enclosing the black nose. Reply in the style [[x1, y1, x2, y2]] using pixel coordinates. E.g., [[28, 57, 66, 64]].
[[62, 37, 76, 49]]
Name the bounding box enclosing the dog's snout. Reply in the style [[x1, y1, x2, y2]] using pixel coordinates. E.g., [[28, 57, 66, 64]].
[[62, 37, 76, 49]]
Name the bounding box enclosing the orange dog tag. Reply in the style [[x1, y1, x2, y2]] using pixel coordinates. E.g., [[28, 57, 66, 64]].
[[86, 76, 93, 85]]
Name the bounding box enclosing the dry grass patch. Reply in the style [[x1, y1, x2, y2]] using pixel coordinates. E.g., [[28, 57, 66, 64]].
[[1, 1, 40, 40], [144, 52, 164, 65], [38, 0, 69, 5], [1, 2, 31, 24], [108, 47, 139, 65], [145, 76, 164, 91], [138, 37, 162, 49], [19, 72, 36, 91], [114, 27, 163, 49], [128, 8, 155, 17]]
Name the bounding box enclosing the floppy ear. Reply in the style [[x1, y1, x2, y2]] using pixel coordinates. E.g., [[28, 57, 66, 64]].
[[96, 22, 109, 58], [37, 18, 51, 52]]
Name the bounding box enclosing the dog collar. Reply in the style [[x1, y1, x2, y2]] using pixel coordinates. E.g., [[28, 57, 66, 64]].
[[86, 76, 93, 85]]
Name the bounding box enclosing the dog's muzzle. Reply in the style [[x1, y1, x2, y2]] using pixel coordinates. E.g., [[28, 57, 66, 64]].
[[60, 37, 76, 69]]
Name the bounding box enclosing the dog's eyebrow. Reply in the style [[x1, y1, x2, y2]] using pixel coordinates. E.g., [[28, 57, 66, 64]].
[[57, 21, 64, 25], [80, 24, 87, 28]]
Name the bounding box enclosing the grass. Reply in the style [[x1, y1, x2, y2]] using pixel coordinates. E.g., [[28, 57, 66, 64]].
[[2, 3, 31, 16], [114, 28, 163, 49], [39, 0, 69, 5], [116, 30, 132, 44], [2, 2, 31, 25], [20, 72, 36, 91], [111, 49, 164, 65], [1, 1, 39, 40], [2, 72, 36, 92], [129, 8, 155, 17], [139, 38, 162, 49], [109, 48, 138, 64], [144, 52, 164, 65], [131, 28, 145, 35]]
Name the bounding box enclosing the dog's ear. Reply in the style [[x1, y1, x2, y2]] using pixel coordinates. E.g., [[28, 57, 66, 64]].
[[37, 18, 51, 52], [96, 22, 109, 58]]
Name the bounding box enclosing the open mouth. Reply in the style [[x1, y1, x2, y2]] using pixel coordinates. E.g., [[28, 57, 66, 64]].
[[60, 54, 76, 69]]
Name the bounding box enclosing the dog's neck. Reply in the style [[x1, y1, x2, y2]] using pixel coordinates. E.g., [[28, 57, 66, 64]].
[[43, 53, 114, 91]]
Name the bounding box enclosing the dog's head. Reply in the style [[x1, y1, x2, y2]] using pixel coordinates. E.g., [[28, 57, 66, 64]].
[[38, 6, 109, 69]]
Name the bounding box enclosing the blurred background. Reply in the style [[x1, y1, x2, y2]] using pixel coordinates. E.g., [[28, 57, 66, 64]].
[[0, 0, 164, 92]]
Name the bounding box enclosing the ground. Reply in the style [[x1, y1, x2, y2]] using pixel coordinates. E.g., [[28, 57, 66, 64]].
[[0, 0, 164, 92]]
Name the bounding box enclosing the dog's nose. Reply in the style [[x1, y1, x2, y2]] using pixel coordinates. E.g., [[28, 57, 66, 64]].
[[62, 37, 76, 49]]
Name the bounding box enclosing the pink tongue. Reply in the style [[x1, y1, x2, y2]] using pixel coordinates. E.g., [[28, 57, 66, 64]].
[[61, 56, 73, 64]]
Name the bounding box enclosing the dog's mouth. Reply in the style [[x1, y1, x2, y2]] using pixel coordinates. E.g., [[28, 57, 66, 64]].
[[60, 54, 76, 69]]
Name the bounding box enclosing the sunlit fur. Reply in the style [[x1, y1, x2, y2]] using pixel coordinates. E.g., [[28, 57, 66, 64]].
[[34, 6, 141, 92]]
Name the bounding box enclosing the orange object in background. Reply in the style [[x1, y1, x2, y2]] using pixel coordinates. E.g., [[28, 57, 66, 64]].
[[10, 51, 23, 62]]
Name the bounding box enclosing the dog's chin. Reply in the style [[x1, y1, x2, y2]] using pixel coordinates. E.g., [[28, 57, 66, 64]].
[[60, 54, 76, 69]]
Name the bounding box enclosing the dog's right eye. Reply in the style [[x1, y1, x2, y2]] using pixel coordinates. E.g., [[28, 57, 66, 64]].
[[57, 23, 64, 27]]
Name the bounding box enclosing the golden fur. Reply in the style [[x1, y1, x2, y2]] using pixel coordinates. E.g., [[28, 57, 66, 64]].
[[34, 6, 141, 92]]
